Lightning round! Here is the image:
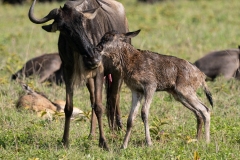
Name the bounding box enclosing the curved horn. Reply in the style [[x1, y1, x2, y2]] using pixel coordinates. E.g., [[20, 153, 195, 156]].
[[65, 0, 85, 8], [28, 0, 59, 24]]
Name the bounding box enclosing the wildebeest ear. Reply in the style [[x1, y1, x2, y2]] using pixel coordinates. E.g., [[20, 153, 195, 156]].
[[42, 23, 58, 32], [81, 7, 100, 20], [124, 30, 141, 39]]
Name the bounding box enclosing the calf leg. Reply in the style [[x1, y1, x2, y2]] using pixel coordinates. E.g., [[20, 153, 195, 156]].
[[141, 88, 155, 146], [175, 89, 210, 143], [169, 90, 205, 140], [198, 101, 211, 143], [179, 98, 204, 140], [195, 112, 204, 140], [122, 91, 143, 149]]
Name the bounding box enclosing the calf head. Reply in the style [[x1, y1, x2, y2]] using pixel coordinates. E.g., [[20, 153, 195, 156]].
[[28, 0, 101, 69], [96, 30, 141, 56]]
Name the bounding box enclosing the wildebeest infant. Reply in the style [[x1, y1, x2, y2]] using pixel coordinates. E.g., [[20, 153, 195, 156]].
[[194, 47, 240, 81], [12, 53, 63, 85], [96, 30, 213, 149], [16, 84, 83, 119]]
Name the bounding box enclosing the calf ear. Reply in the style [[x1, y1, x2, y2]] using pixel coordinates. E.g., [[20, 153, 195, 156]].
[[81, 7, 100, 20], [125, 30, 141, 39]]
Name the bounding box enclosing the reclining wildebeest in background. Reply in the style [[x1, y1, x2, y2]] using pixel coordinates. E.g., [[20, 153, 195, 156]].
[[28, 0, 129, 150], [194, 47, 240, 81], [16, 83, 83, 119], [95, 30, 213, 149], [11, 53, 64, 85]]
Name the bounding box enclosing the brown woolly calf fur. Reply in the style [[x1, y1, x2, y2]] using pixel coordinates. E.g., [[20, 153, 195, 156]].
[[16, 84, 83, 118], [16, 84, 61, 113], [96, 30, 213, 149]]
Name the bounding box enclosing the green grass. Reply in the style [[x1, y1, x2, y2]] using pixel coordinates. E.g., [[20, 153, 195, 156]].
[[1, 0, 240, 159]]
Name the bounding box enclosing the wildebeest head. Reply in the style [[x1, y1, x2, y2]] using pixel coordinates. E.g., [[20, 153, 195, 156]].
[[28, 0, 102, 69], [96, 30, 141, 55]]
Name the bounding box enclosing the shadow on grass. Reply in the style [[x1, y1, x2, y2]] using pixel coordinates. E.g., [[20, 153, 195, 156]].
[[236, 138, 240, 144]]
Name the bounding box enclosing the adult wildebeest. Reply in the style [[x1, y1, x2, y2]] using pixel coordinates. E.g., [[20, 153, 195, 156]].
[[96, 30, 213, 148], [138, 0, 161, 3], [2, 0, 64, 5], [28, 0, 129, 149], [11, 53, 63, 85], [194, 47, 240, 81]]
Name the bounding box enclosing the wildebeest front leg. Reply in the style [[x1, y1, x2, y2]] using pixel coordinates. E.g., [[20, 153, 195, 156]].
[[86, 78, 97, 138], [94, 70, 109, 150], [62, 67, 74, 148]]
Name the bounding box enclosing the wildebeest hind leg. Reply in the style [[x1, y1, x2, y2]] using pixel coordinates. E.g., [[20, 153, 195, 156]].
[[106, 73, 123, 131], [175, 89, 210, 143]]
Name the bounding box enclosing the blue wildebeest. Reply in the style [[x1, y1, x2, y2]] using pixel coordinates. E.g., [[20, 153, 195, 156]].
[[11, 53, 63, 85], [96, 30, 213, 149], [28, 0, 129, 149], [194, 47, 240, 81]]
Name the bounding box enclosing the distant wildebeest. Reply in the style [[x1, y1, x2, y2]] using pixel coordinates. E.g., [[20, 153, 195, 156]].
[[11, 53, 63, 85], [2, 0, 24, 4], [194, 47, 240, 81], [138, 0, 163, 3], [95, 30, 213, 149], [17, 84, 83, 119], [2, 0, 64, 5], [28, 0, 129, 149]]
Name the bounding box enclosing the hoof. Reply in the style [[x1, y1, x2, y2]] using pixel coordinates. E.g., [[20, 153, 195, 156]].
[[99, 138, 109, 151], [121, 144, 127, 149], [88, 133, 95, 140], [62, 139, 69, 148], [116, 119, 123, 130], [147, 141, 153, 146]]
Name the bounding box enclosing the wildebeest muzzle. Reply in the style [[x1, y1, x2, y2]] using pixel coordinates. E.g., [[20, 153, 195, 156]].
[[83, 53, 102, 70]]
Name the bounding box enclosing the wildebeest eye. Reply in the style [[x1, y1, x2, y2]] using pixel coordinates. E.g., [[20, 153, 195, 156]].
[[95, 45, 103, 52], [102, 37, 109, 42], [97, 45, 103, 52]]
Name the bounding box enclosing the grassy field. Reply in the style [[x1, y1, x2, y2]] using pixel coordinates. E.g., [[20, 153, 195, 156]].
[[0, 0, 240, 159]]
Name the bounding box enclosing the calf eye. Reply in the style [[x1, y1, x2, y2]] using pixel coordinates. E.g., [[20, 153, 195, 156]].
[[95, 45, 103, 52], [103, 37, 108, 42]]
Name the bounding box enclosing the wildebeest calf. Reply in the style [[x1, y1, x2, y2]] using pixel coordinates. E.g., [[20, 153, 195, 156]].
[[96, 30, 213, 149], [17, 83, 83, 118], [11, 53, 63, 85], [194, 47, 240, 81]]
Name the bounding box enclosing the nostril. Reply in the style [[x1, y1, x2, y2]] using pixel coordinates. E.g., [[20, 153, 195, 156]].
[[93, 58, 100, 65]]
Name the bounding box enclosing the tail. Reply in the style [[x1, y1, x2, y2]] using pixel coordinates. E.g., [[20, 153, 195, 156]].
[[203, 82, 213, 108]]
